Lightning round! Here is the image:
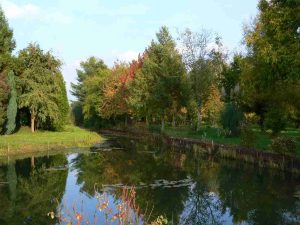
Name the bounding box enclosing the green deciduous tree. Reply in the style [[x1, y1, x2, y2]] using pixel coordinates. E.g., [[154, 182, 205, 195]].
[[51, 73, 69, 131], [180, 29, 225, 131], [202, 84, 224, 127], [242, 0, 300, 132], [5, 71, 17, 134], [96, 62, 129, 119], [220, 54, 242, 103], [17, 43, 68, 132], [71, 57, 108, 102], [71, 57, 110, 127]]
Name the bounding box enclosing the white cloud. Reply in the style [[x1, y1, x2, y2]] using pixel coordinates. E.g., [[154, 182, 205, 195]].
[[1, 0, 72, 24], [1, 1, 40, 19]]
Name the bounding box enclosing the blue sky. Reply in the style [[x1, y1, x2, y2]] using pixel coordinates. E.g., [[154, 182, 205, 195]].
[[0, 0, 258, 100]]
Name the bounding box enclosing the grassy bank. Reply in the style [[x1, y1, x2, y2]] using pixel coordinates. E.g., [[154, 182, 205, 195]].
[[0, 125, 103, 156], [158, 125, 300, 154]]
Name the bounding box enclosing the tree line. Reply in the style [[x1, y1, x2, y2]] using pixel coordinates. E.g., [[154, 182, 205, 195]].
[[71, 0, 300, 135], [0, 7, 69, 134]]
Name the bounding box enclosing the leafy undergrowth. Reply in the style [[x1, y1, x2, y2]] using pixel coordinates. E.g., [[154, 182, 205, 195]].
[[0, 125, 103, 156]]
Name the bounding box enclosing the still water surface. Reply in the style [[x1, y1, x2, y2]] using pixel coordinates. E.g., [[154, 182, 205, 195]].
[[0, 137, 299, 225]]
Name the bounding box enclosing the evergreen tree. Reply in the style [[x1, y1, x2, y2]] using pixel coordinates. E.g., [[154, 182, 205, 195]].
[[0, 78, 8, 133], [0, 6, 15, 133], [5, 71, 17, 134], [143, 26, 189, 131]]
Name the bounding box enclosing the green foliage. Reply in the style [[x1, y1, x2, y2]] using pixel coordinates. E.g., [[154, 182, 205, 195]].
[[246, 0, 300, 84], [17, 43, 67, 131], [240, 124, 256, 148], [71, 101, 84, 126], [0, 6, 15, 133], [270, 136, 296, 155], [221, 103, 243, 136], [51, 73, 69, 131], [0, 6, 15, 71], [0, 76, 8, 133], [264, 108, 287, 134], [187, 99, 199, 128], [71, 57, 110, 128], [128, 69, 150, 119], [220, 54, 242, 102], [71, 56, 108, 102], [202, 85, 224, 127], [96, 63, 129, 119], [5, 71, 17, 134], [143, 26, 189, 130], [179, 30, 226, 131], [241, 0, 300, 129]]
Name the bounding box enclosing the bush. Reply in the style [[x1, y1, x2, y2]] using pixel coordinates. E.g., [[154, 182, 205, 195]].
[[148, 124, 161, 134], [270, 136, 296, 155], [221, 103, 243, 137], [240, 124, 256, 148], [264, 108, 287, 134]]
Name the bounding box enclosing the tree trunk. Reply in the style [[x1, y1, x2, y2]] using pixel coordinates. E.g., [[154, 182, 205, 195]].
[[145, 116, 149, 126], [172, 114, 176, 128], [31, 156, 35, 169], [259, 114, 265, 131], [161, 114, 165, 132], [124, 114, 128, 127], [196, 110, 201, 131], [31, 113, 35, 133]]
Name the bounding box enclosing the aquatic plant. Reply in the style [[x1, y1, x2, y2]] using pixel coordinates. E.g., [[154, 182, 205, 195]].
[[48, 186, 168, 225]]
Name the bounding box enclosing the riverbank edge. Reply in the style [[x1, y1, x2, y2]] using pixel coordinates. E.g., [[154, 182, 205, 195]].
[[0, 126, 104, 157], [99, 128, 300, 173], [0, 142, 97, 157]]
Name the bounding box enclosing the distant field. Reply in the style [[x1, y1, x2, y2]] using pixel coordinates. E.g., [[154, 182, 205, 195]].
[[0, 125, 103, 156]]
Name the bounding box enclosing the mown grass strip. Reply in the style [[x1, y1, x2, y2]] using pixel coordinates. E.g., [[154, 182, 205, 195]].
[[0, 125, 103, 156]]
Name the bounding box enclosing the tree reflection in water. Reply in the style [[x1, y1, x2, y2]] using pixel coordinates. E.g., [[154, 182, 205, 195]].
[[0, 137, 299, 225]]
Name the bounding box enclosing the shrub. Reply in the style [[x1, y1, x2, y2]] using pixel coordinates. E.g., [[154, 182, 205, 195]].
[[220, 103, 243, 137], [148, 124, 162, 134], [270, 136, 296, 155], [264, 108, 287, 134], [240, 124, 256, 148]]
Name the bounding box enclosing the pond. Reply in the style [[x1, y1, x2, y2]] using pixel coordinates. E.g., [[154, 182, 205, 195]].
[[0, 137, 299, 225]]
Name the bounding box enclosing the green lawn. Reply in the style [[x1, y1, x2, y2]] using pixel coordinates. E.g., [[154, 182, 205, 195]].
[[0, 125, 103, 156], [156, 125, 300, 154]]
